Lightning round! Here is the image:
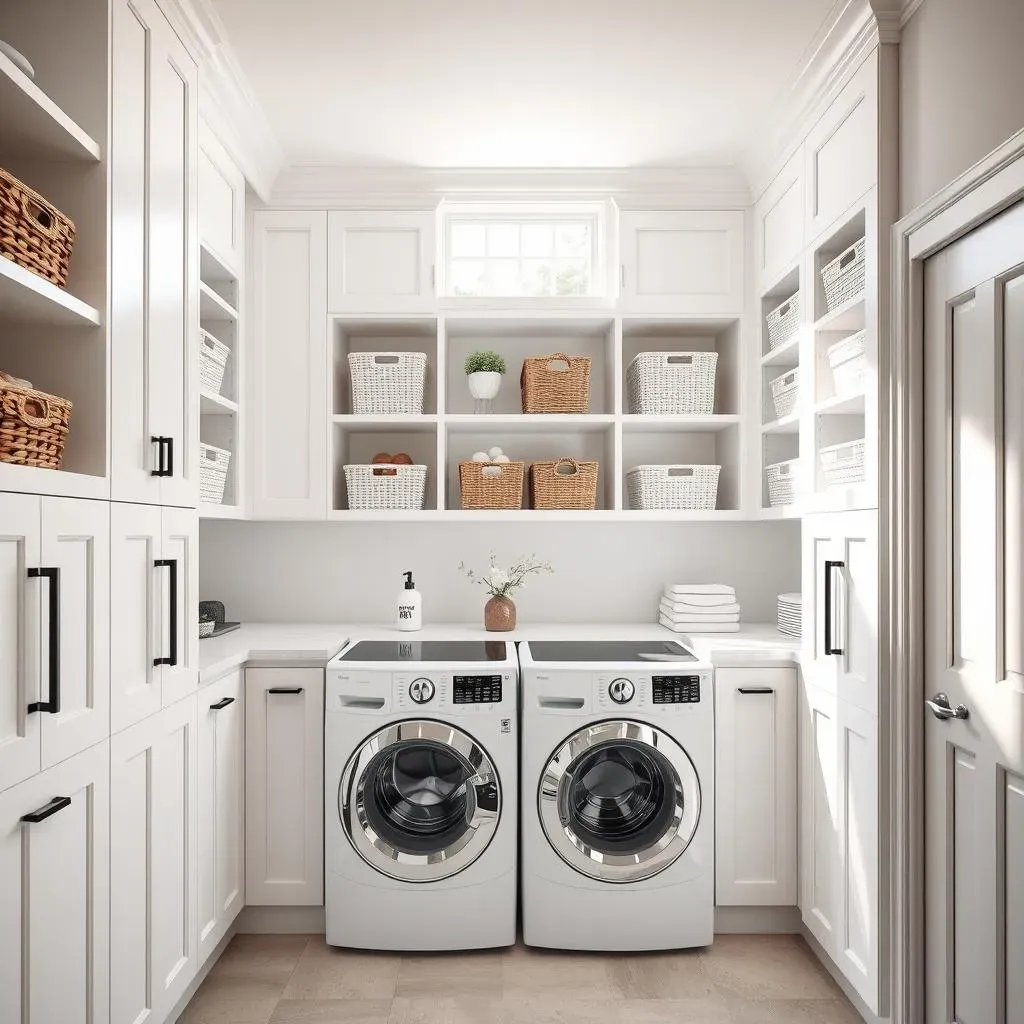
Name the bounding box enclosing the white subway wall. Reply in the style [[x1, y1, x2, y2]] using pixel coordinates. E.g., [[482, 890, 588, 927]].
[[200, 521, 801, 624]]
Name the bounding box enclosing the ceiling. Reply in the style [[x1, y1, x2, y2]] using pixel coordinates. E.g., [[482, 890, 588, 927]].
[[211, 0, 840, 169]]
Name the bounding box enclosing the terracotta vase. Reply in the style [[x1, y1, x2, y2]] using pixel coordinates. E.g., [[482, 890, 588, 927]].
[[484, 594, 516, 632]]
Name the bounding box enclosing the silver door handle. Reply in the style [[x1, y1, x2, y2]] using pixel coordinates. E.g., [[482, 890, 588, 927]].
[[926, 693, 969, 721]]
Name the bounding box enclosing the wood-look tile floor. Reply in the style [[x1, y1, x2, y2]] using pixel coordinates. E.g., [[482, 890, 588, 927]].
[[181, 934, 861, 1024]]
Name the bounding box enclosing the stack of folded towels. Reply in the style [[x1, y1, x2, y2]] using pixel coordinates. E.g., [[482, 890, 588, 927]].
[[659, 583, 741, 633]]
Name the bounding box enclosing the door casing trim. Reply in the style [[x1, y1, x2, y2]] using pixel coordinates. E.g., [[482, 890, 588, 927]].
[[888, 127, 1024, 1024]]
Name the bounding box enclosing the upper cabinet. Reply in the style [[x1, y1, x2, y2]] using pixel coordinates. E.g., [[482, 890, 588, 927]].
[[618, 211, 745, 314], [110, 0, 198, 508], [199, 120, 246, 275], [755, 149, 804, 287], [327, 211, 436, 312]]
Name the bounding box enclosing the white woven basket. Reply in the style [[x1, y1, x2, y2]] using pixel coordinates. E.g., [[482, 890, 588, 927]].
[[627, 352, 718, 415], [822, 237, 866, 311], [766, 293, 800, 350], [820, 439, 865, 486], [766, 458, 800, 507], [626, 464, 721, 510], [348, 352, 427, 415], [769, 367, 800, 419], [344, 463, 427, 510], [827, 330, 866, 395], [199, 330, 230, 396], [199, 442, 231, 504]]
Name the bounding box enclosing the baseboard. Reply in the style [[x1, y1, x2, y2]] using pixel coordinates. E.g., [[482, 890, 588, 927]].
[[800, 925, 886, 1024], [714, 905, 801, 933], [236, 904, 327, 934], [169, 924, 239, 1024]]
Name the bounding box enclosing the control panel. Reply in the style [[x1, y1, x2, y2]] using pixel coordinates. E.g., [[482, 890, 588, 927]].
[[453, 674, 503, 705], [652, 675, 702, 704]]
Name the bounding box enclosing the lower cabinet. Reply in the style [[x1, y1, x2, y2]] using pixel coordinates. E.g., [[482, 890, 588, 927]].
[[715, 667, 798, 906], [110, 695, 198, 1024], [0, 741, 110, 1024], [197, 669, 245, 962], [246, 668, 324, 905]]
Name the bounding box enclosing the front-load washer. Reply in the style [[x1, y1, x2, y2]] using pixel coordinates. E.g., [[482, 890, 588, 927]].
[[325, 638, 518, 951], [518, 638, 714, 951]]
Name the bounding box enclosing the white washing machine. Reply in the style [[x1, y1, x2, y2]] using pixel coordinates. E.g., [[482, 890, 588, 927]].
[[519, 638, 714, 951], [325, 638, 518, 951]]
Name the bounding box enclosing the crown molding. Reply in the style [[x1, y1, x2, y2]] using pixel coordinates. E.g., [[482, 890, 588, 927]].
[[266, 165, 752, 210], [899, 0, 927, 27], [158, 0, 285, 201]]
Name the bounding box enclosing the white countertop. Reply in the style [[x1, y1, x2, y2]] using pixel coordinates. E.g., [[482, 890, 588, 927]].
[[199, 621, 801, 682]]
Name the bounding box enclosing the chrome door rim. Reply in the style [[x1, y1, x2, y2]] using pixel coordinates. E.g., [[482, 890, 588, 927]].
[[538, 720, 700, 883], [340, 719, 501, 882]]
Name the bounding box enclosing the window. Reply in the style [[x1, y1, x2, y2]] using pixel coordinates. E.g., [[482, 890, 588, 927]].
[[442, 203, 605, 299]]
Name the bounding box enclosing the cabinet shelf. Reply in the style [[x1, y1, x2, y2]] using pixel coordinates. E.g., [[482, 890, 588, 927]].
[[200, 391, 238, 415], [762, 413, 801, 435], [621, 414, 739, 434], [760, 335, 800, 366], [813, 295, 865, 333], [445, 414, 615, 434], [815, 392, 865, 416], [332, 414, 437, 429], [199, 501, 243, 520], [0, 255, 100, 327], [200, 282, 239, 322], [0, 51, 101, 162], [325, 508, 750, 523]]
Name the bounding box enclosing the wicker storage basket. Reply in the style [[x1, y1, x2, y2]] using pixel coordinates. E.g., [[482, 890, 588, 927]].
[[459, 460, 525, 510], [626, 464, 721, 511], [820, 439, 866, 487], [0, 372, 72, 470], [627, 352, 718, 415], [345, 463, 427, 510], [766, 459, 800, 507], [200, 330, 230, 396], [769, 367, 800, 419], [521, 353, 591, 414], [827, 331, 866, 395], [199, 443, 231, 504], [529, 458, 599, 510], [0, 167, 76, 287], [766, 293, 800, 350], [348, 352, 427, 415], [822, 237, 866, 311]]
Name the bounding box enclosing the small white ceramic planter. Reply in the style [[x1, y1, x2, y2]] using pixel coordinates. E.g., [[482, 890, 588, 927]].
[[467, 371, 502, 401]]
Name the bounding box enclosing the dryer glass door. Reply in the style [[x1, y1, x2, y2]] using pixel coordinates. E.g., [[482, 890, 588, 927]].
[[539, 720, 700, 882], [341, 720, 501, 882]]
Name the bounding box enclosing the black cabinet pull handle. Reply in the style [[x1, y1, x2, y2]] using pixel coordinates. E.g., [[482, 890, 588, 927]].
[[738, 687, 775, 695], [165, 437, 174, 478], [209, 696, 235, 710], [268, 687, 303, 695], [825, 559, 844, 656], [151, 436, 169, 477], [21, 796, 71, 823], [27, 567, 60, 714], [154, 559, 178, 667]]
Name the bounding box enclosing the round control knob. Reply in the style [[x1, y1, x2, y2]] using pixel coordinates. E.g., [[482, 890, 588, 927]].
[[609, 678, 635, 704], [409, 678, 435, 704]]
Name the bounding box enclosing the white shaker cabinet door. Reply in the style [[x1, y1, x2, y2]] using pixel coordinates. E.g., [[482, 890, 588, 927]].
[[110, 696, 199, 1024], [197, 669, 245, 963], [715, 667, 798, 906], [199, 119, 246, 274], [0, 740, 110, 1024], [250, 211, 328, 519], [328, 210, 435, 312], [0, 493, 41, 791], [39, 497, 110, 770], [159, 506, 199, 709], [246, 668, 324, 905]]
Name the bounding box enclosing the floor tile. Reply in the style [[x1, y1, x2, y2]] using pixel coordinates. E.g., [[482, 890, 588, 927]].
[[388, 997, 505, 1024], [395, 952, 504, 998], [212, 934, 312, 985], [606, 951, 713, 999], [269, 999, 393, 1023], [700, 935, 840, 1001], [615, 998, 732, 1023], [725, 997, 863, 1023], [500, 998, 621, 1024], [281, 945, 401, 1000], [502, 947, 615, 1001], [181, 977, 283, 1024]]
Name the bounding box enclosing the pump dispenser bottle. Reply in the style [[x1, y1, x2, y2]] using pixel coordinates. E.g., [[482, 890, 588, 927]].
[[397, 571, 422, 631]]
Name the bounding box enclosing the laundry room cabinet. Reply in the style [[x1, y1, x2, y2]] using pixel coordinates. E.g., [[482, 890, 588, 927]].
[[245, 668, 325, 905], [0, 740, 110, 1024], [110, 0, 199, 508], [199, 119, 246, 275], [714, 667, 798, 906], [0, 494, 110, 792], [110, 503, 199, 734], [110, 694, 199, 1024]]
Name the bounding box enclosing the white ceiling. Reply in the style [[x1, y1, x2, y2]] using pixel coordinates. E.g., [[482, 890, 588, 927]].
[[212, 0, 839, 169]]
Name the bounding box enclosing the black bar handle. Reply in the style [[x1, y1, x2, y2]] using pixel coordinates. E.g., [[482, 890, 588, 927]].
[[165, 437, 174, 478], [27, 567, 60, 714], [268, 687, 304, 695], [738, 687, 775, 695], [209, 696, 236, 710], [825, 559, 845, 656], [151, 436, 168, 477], [20, 796, 71, 823], [154, 559, 178, 667]]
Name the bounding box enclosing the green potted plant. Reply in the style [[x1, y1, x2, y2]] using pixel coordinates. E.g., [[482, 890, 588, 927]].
[[464, 350, 507, 411]]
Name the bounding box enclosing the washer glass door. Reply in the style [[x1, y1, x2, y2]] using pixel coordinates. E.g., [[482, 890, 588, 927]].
[[341, 720, 501, 882], [539, 720, 700, 882]]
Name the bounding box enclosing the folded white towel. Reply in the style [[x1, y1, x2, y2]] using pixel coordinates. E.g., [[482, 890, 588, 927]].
[[661, 599, 741, 616], [661, 591, 737, 608], [660, 614, 741, 634], [664, 583, 735, 597]]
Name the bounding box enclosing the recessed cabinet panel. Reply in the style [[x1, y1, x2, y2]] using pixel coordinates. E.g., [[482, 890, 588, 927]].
[[757, 149, 804, 284], [199, 120, 245, 272], [838, 517, 878, 715], [159, 506, 199, 708]]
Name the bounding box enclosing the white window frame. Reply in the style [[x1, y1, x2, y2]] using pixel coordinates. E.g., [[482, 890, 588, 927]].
[[438, 201, 613, 306]]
